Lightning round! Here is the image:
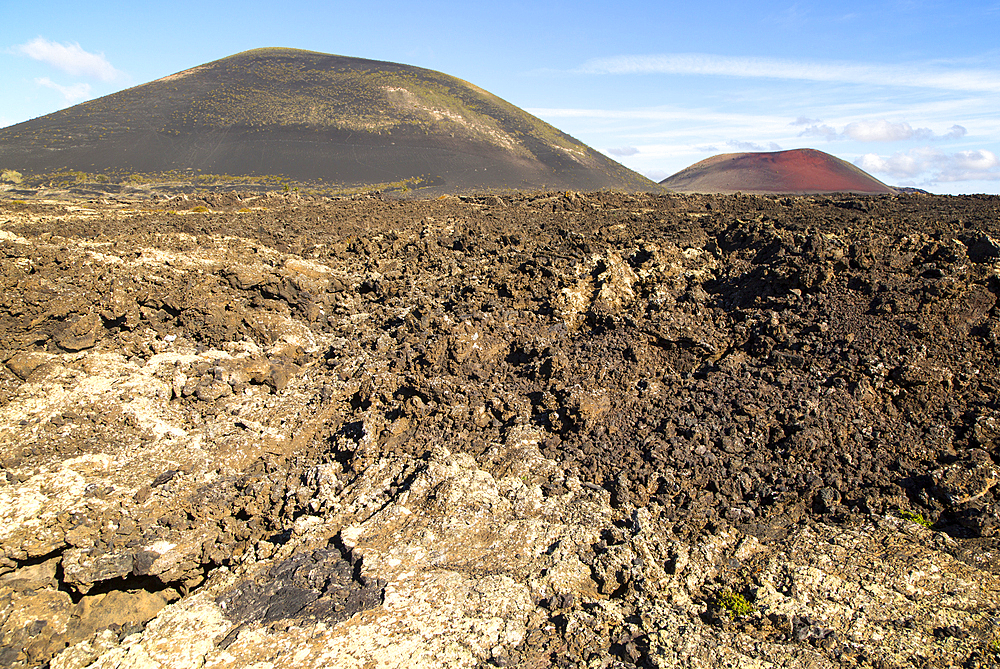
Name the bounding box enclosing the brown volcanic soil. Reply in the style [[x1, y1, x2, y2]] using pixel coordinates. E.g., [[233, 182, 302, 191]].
[[661, 149, 897, 194], [0, 48, 658, 195], [1, 189, 1000, 668]]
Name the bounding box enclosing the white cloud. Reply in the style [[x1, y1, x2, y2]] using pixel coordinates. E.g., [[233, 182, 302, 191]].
[[944, 124, 968, 139], [527, 107, 796, 136], [797, 123, 838, 139], [857, 147, 1000, 183], [35, 77, 92, 103], [607, 146, 639, 156], [953, 149, 999, 171], [15, 37, 122, 81], [577, 53, 1000, 93], [643, 169, 670, 182], [844, 119, 933, 142], [529, 107, 710, 121], [857, 151, 926, 178], [795, 118, 971, 143], [727, 140, 783, 152]]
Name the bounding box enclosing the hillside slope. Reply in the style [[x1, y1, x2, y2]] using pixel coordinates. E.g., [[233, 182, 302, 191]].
[[0, 48, 657, 193], [661, 148, 897, 194]]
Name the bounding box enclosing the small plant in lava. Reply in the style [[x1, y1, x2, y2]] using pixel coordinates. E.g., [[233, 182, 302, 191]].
[[715, 589, 755, 617], [899, 510, 934, 528]]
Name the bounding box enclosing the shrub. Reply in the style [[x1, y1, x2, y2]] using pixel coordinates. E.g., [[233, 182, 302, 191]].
[[715, 589, 755, 617], [899, 510, 933, 528], [1, 169, 23, 184]]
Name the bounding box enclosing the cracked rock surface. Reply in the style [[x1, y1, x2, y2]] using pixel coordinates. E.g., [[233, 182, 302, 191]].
[[1, 190, 999, 668]]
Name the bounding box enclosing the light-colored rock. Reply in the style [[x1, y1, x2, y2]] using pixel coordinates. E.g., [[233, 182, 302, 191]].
[[933, 457, 999, 506]]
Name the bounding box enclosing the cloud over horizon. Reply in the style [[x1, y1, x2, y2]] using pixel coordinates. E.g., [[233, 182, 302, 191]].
[[35, 77, 92, 103], [14, 37, 123, 81], [845, 120, 933, 142], [727, 140, 783, 152], [607, 146, 640, 157], [857, 148, 1000, 183], [577, 53, 1000, 93], [796, 118, 968, 143]]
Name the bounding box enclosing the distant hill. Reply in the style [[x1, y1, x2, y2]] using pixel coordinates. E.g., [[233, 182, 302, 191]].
[[0, 48, 658, 194], [661, 149, 897, 195]]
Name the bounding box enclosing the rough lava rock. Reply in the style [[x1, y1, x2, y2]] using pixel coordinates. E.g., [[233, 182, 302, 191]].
[[1, 189, 1000, 668]]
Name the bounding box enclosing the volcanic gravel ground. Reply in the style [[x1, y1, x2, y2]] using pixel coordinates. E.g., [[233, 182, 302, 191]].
[[1, 189, 1000, 667]]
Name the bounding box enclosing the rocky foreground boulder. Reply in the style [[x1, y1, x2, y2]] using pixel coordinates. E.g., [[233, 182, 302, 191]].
[[1, 190, 999, 668]]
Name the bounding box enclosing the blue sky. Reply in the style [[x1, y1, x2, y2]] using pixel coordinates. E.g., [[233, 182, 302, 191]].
[[2, 0, 999, 193]]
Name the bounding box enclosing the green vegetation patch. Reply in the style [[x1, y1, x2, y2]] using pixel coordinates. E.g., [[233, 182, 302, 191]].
[[0, 169, 23, 185], [899, 510, 934, 528], [715, 589, 756, 617], [18, 169, 108, 188], [5, 166, 440, 201]]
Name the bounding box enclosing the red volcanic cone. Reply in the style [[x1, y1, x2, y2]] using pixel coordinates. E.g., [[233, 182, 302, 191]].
[[660, 148, 896, 194]]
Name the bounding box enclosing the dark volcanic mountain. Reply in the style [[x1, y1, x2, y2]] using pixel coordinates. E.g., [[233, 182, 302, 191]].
[[0, 48, 657, 193], [661, 148, 897, 194]]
